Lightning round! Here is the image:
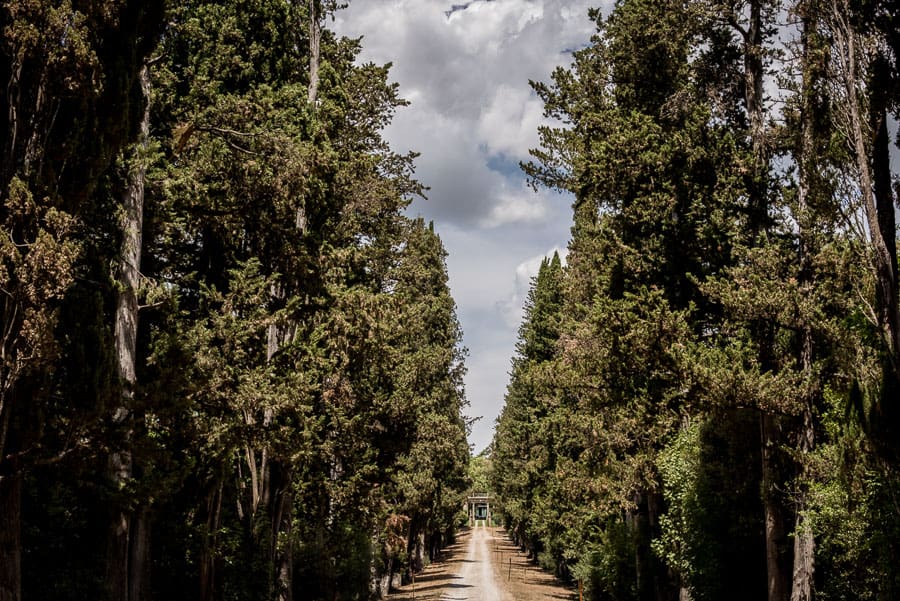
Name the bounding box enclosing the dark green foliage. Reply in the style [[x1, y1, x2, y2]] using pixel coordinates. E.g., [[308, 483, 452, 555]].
[[22, 465, 107, 601], [806, 390, 900, 601], [573, 520, 638, 601], [495, 0, 900, 599], [656, 412, 766, 601], [8, 0, 900, 599], [492, 255, 564, 566], [5, 1, 469, 600]]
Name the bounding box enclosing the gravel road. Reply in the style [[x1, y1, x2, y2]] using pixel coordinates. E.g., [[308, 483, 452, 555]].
[[388, 523, 575, 601], [439, 523, 508, 601]]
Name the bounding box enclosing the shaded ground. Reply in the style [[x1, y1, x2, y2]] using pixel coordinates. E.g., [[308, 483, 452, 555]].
[[388, 523, 577, 601]]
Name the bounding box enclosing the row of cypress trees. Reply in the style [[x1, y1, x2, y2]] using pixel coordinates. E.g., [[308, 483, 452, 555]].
[[493, 1, 900, 600], [0, 2, 470, 600]]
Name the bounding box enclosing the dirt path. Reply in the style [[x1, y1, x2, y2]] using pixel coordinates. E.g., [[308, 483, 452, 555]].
[[387, 523, 576, 601]]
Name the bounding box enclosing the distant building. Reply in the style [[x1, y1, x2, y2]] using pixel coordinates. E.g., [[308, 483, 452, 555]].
[[466, 493, 491, 525]]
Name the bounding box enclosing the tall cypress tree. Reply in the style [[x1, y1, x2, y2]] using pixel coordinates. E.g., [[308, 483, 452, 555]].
[[493, 253, 563, 564], [0, 3, 164, 600]]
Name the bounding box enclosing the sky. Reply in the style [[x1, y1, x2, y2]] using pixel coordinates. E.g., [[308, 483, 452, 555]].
[[333, 0, 607, 454]]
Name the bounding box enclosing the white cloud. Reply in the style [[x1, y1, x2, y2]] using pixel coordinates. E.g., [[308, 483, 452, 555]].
[[476, 85, 544, 159], [479, 181, 555, 228], [481, 189, 546, 228], [446, 0, 545, 55], [334, 0, 603, 452]]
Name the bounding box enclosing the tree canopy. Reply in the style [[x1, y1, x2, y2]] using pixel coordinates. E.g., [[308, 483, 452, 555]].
[[494, 1, 900, 600], [1, 2, 470, 600]]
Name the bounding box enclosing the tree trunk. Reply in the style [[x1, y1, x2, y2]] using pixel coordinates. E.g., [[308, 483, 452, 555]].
[[741, 0, 767, 231], [271, 463, 293, 601], [870, 68, 899, 367], [308, 0, 321, 106], [405, 515, 423, 576], [1, 57, 24, 187], [828, 0, 900, 458], [313, 485, 334, 600], [429, 530, 442, 562], [744, 0, 764, 161], [113, 65, 148, 395], [790, 465, 815, 601], [414, 531, 425, 574], [791, 347, 815, 601], [648, 490, 676, 601], [107, 63, 150, 601], [369, 525, 393, 600], [0, 473, 21, 601], [868, 59, 900, 439], [790, 7, 819, 598], [199, 481, 224, 601], [0, 380, 20, 601], [761, 413, 789, 601], [831, 1, 899, 359], [128, 507, 151, 601], [632, 490, 675, 601], [106, 508, 129, 601], [632, 492, 654, 601]]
